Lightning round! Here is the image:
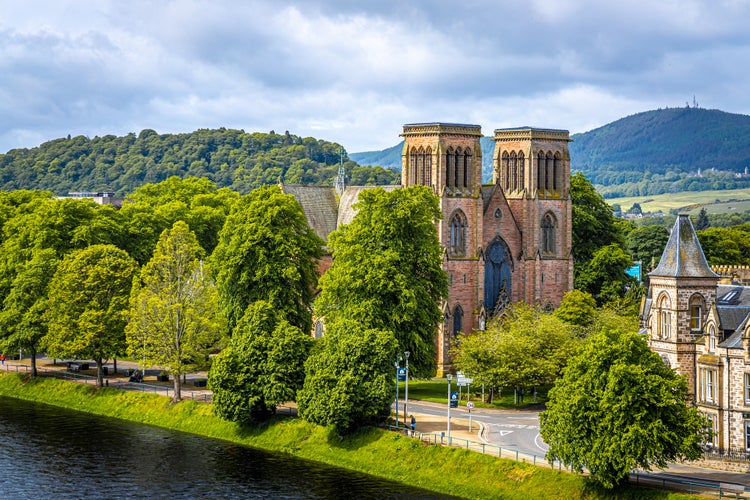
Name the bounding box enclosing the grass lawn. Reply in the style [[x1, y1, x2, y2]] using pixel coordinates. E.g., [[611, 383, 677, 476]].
[[403, 379, 549, 409]]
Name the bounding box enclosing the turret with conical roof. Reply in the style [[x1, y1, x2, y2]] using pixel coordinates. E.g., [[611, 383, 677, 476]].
[[650, 214, 718, 278], [643, 214, 719, 401]]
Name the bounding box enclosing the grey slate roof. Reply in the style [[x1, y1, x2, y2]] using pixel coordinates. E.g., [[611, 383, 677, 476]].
[[280, 185, 338, 243], [649, 214, 719, 278], [336, 185, 399, 229]]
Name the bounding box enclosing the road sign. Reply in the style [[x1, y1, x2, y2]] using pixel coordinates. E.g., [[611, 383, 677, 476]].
[[397, 367, 406, 381], [450, 391, 459, 408], [456, 372, 473, 386], [466, 401, 475, 410]]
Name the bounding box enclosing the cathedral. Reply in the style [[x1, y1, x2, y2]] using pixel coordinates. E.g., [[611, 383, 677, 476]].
[[284, 122, 573, 375]]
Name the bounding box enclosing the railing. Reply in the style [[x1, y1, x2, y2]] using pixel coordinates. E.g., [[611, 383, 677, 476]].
[[630, 472, 749, 498], [703, 447, 750, 463], [0, 362, 212, 402]]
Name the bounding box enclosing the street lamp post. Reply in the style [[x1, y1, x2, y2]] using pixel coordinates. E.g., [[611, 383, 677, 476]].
[[447, 373, 452, 439], [394, 358, 400, 427], [403, 351, 410, 423]]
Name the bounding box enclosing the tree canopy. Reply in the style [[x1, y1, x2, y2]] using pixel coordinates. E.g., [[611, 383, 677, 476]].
[[314, 186, 447, 378], [540, 326, 706, 489], [44, 244, 138, 387], [452, 303, 580, 402], [297, 319, 398, 433], [209, 301, 312, 424], [126, 221, 225, 401], [211, 185, 323, 334]]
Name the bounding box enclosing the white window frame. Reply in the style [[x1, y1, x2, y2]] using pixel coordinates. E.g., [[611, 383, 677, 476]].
[[690, 305, 701, 331], [745, 373, 750, 405], [700, 368, 717, 404]]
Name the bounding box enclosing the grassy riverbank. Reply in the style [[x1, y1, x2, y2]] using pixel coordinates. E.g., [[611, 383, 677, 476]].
[[0, 373, 693, 499]]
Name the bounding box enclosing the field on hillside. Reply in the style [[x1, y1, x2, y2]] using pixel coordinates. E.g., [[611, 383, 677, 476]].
[[605, 188, 750, 215]]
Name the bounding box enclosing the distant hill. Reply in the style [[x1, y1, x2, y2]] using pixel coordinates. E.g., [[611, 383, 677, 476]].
[[0, 128, 398, 195], [351, 108, 750, 197]]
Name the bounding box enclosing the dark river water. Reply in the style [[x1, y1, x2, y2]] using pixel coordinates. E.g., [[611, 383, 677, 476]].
[[0, 397, 456, 499]]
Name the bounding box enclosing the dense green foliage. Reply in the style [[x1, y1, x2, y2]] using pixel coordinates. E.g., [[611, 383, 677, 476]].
[[315, 186, 447, 377], [570, 172, 623, 263], [625, 225, 670, 271], [126, 221, 225, 401], [571, 108, 750, 196], [697, 224, 750, 265], [211, 185, 323, 334], [540, 325, 706, 489], [452, 304, 580, 403], [209, 301, 311, 424], [297, 319, 398, 433], [554, 290, 598, 328], [44, 245, 138, 386], [0, 128, 398, 195]]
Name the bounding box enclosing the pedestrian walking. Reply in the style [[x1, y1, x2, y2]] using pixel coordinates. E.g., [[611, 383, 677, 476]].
[[0, 354, 5, 365], [410, 414, 416, 436]]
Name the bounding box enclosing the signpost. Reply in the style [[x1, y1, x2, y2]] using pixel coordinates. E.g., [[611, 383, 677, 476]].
[[466, 401, 475, 431]]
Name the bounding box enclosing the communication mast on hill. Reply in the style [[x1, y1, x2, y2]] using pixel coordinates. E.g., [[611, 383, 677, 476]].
[[334, 148, 347, 196]]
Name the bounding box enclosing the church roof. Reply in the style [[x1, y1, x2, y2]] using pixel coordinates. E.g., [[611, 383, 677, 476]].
[[280, 185, 338, 243], [649, 214, 719, 278], [336, 185, 399, 228]]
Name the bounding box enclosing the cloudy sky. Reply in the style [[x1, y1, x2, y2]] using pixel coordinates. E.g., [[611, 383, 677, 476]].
[[2, 0, 750, 154]]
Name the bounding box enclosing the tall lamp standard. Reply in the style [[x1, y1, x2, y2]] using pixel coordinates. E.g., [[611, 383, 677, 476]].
[[403, 351, 410, 423], [447, 373, 452, 439], [394, 357, 400, 427]]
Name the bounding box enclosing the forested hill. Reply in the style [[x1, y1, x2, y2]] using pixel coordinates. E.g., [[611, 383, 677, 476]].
[[0, 128, 398, 195], [570, 107, 750, 197]]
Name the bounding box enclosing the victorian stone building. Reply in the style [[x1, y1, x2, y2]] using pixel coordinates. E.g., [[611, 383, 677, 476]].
[[285, 123, 574, 375], [642, 215, 750, 466]]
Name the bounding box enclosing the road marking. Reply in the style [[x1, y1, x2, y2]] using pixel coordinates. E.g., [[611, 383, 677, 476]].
[[534, 433, 548, 452], [497, 430, 514, 437]]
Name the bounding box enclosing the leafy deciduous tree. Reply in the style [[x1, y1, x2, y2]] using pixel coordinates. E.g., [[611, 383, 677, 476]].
[[209, 301, 311, 424], [211, 185, 323, 334], [297, 319, 398, 433], [540, 327, 706, 489], [554, 289, 598, 328], [45, 245, 138, 387], [452, 304, 579, 402], [126, 221, 225, 401], [315, 186, 447, 378]]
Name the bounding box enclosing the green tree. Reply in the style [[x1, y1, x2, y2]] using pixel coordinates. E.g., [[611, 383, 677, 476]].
[[209, 301, 312, 424], [697, 226, 750, 265], [297, 319, 398, 433], [540, 327, 706, 489], [44, 245, 138, 387], [554, 289, 598, 328], [575, 244, 634, 305], [452, 304, 579, 402], [0, 248, 58, 377], [211, 185, 323, 334], [695, 207, 710, 230], [570, 172, 623, 263], [126, 221, 225, 401], [625, 224, 669, 271], [315, 186, 447, 378]]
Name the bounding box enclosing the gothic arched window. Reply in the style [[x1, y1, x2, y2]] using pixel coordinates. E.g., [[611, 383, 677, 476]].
[[449, 210, 468, 256], [517, 152, 525, 190], [463, 148, 471, 188], [689, 294, 705, 332], [541, 213, 556, 255], [545, 152, 553, 191], [409, 147, 417, 185], [553, 152, 562, 190], [446, 147, 455, 188], [537, 151, 545, 189], [423, 146, 432, 186], [453, 304, 464, 337], [502, 152, 510, 190], [509, 152, 517, 191]]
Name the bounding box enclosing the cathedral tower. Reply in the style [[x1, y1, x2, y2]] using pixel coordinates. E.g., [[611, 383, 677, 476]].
[[493, 128, 573, 307], [401, 123, 483, 375]]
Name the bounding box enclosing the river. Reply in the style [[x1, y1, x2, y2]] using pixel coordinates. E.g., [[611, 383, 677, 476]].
[[0, 396, 455, 499]]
